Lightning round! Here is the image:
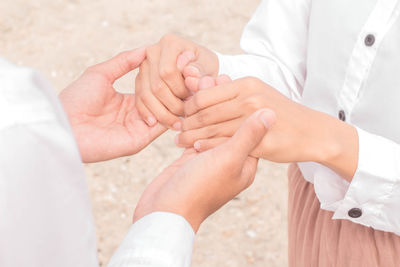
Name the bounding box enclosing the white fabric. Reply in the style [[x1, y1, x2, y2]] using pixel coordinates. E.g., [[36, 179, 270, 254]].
[[218, 0, 400, 235], [108, 212, 194, 267], [0, 58, 194, 266]]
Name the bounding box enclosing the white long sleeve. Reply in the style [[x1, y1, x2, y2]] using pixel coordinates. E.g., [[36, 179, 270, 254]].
[[0, 58, 98, 267], [108, 212, 194, 267], [217, 0, 311, 102], [331, 128, 400, 234]]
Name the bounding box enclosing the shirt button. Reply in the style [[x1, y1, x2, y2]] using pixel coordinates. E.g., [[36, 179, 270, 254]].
[[348, 208, 362, 218], [338, 110, 346, 121], [365, 34, 375, 46]]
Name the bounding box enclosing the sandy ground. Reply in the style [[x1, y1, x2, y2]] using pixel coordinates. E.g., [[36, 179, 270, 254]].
[[1, 0, 288, 266]]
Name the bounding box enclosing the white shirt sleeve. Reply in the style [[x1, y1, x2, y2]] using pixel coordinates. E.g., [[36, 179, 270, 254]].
[[0, 59, 98, 267], [217, 0, 311, 102], [330, 127, 400, 235], [108, 212, 195, 267]]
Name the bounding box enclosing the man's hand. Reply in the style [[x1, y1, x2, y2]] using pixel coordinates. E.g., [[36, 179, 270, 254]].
[[135, 34, 219, 129], [59, 48, 166, 163], [133, 109, 276, 232]]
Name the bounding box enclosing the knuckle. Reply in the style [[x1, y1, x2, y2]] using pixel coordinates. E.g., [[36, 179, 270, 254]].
[[157, 111, 175, 126], [196, 110, 209, 124], [173, 85, 189, 99], [178, 133, 193, 146], [182, 120, 191, 131], [152, 80, 166, 95], [170, 102, 184, 116], [136, 102, 146, 115], [192, 95, 202, 111], [140, 92, 152, 105], [159, 66, 175, 80], [183, 101, 192, 116], [243, 95, 262, 111], [213, 104, 224, 115], [204, 125, 217, 138]]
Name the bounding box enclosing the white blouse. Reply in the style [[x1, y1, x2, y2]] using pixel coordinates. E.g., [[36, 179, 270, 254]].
[[218, 0, 400, 235]]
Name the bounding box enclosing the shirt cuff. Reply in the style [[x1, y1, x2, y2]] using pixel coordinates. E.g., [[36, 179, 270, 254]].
[[107, 212, 195, 267], [332, 127, 400, 235]]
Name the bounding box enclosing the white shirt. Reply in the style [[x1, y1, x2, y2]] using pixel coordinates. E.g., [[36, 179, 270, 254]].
[[0, 58, 194, 267], [218, 0, 400, 235]]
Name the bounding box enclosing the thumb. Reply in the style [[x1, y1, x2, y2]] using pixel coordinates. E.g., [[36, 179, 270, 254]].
[[177, 51, 203, 79], [227, 109, 276, 160], [177, 50, 196, 72], [89, 46, 147, 82]]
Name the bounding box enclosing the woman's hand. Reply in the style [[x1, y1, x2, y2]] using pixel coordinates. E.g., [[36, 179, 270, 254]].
[[178, 76, 359, 180], [135, 34, 219, 129]]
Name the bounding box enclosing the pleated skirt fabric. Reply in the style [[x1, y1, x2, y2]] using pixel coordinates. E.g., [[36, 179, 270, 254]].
[[288, 164, 400, 267]]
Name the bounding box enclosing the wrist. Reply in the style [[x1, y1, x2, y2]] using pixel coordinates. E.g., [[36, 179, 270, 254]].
[[314, 113, 359, 181]]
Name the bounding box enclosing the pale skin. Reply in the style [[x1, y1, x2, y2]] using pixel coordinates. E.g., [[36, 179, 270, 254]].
[[60, 47, 166, 163], [59, 47, 276, 231], [137, 34, 359, 182], [180, 75, 359, 182], [134, 109, 276, 231], [134, 34, 219, 129]]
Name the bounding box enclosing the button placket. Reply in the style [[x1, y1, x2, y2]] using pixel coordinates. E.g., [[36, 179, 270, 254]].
[[337, 0, 399, 124]]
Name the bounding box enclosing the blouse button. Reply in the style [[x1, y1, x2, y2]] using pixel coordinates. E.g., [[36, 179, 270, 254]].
[[348, 208, 362, 218], [338, 110, 346, 121], [365, 34, 375, 47]]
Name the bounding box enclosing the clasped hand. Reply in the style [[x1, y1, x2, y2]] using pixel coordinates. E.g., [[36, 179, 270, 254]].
[[59, 47, 276, 232], [136, 34, 358, 180]]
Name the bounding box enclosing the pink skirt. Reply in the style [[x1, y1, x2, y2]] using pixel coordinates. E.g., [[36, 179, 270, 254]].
[[288, 164, 400, 267]]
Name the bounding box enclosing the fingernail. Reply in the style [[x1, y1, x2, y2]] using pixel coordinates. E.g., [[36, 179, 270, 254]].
[[173, 121, 182, 131], [182, 51, 196, 63], [258, 109, 276, 128], [185, 65, 201, 78], [174, 135, 180, 145], [177, 51, 196, 70], [147, 116, 157, 126], [194, 141, 201, 151], [258, 110, 271, 128]]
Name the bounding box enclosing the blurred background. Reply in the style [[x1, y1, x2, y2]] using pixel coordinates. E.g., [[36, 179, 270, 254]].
[[0, 0, 288, 266]]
